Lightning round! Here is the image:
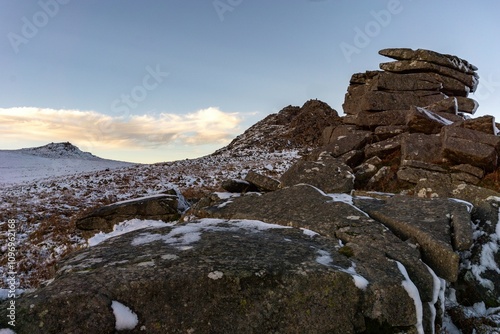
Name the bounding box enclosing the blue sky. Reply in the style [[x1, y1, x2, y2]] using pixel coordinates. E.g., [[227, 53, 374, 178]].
[[1, 0, 500, 163]]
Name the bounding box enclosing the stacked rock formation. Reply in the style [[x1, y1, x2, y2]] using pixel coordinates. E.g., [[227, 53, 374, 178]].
[[321, 48, 499, 192]]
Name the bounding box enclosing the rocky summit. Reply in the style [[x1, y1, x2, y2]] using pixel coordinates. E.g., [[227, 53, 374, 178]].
[[2, 48, 500, 334]]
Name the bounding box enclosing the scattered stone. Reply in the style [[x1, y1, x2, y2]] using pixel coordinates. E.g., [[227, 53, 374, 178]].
[[221, 179, 258, 193], [374, 125, 409, 140], [245, 170, 280, 192], [450, 164, 485, 179], [365, 135, 402, 159]]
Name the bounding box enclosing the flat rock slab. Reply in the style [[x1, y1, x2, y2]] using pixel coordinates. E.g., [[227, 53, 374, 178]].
[[354, 195, 473, 282], [193, 185, 440, 319], [1, 218, 424, 334], [379, 48, 478, 74], [76, 192, 184, 236], [380, 60, 478, 92], [245, 170, 280, 192]]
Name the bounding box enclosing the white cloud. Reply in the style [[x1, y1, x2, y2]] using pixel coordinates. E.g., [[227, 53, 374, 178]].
[[0, 107, 242, 150]]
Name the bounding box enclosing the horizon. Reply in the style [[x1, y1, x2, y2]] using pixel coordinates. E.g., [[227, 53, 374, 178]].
[[1, 1, 500, 163]]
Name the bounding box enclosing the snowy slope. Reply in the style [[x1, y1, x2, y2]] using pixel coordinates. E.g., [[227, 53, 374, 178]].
[[0, 142, 135, 185]]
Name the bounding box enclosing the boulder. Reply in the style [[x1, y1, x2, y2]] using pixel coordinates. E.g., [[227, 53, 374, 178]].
[[192, 184, 456, 333], [280, 155, 354, 193], [456, 96, 479, 114], [380, 60, 478, 92], [354, 195, 473, 281], [369, 71, 443, 91], [343, 110, 408, 129], [364, 135, 402, 159], [0, 218, 371, 333], [406, 106, 454, 134], [76, 191, 186, 237], [374, 125, 409, 140], [354, 156, 382, 187], [379, 48, 478, 74], [244, 170, 280, 192], [350, 90, 447, 112], [400, 133, 444, 164], [321, 132, 372, 158], [221, 179, 258, 193], [421, 97, 458, 114], [397, 160, 450, 184], [441, 126, 500, 171], [322, 124, 372, 146], [455, 115, 497, 135]]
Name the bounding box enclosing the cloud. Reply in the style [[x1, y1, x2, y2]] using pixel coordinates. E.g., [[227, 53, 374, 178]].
[[0, 107, 242, 149]]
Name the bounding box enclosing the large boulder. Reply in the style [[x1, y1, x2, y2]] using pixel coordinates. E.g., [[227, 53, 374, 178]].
[[76, 191, 187, 237], [378, 48, 478, 75], [280, 155, 354, 193], [354, 195, 473, 282], [192, 184, 444, 333], [1, 217, 429, 334]]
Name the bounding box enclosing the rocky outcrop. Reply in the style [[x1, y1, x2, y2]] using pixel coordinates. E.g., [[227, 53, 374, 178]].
[[216, 99, 342, 154]]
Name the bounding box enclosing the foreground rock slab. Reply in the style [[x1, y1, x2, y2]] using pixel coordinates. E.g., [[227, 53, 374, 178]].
[[0, 218, 427, 333]]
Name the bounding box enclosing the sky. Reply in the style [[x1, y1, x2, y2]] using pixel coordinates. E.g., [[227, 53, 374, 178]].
[[1, 0, 500, 163]]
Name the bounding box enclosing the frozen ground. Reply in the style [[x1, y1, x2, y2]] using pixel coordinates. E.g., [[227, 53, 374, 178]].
[[0, 145, 299, 289]]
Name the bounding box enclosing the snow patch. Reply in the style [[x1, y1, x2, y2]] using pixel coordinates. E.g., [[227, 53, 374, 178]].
[[300, 228, 319, 238], [131, 218, 291, 249], [315, 249, 333, 266], [416, 107, 453, 126], [208, 271, 224, 280], [88, 219, 173, 247], [0, 329, 16, 334], [470, 206, 500, 290], [395, 261, 424, 334], [111, 300, 139, 331], [449, 198, 474, 213]]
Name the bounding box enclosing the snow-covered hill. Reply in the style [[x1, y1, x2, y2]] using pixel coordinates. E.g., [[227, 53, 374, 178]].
[[0, 142, 135, 185]]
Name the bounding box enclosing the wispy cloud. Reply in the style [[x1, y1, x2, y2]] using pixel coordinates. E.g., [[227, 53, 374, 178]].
[[0, 107, 242, 149]]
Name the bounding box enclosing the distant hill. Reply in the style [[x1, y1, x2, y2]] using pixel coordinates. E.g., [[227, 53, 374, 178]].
[[0, 142, 135, 185]]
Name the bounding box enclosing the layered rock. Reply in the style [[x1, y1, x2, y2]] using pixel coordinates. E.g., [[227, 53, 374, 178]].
[[343, 48, 479, 122]]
